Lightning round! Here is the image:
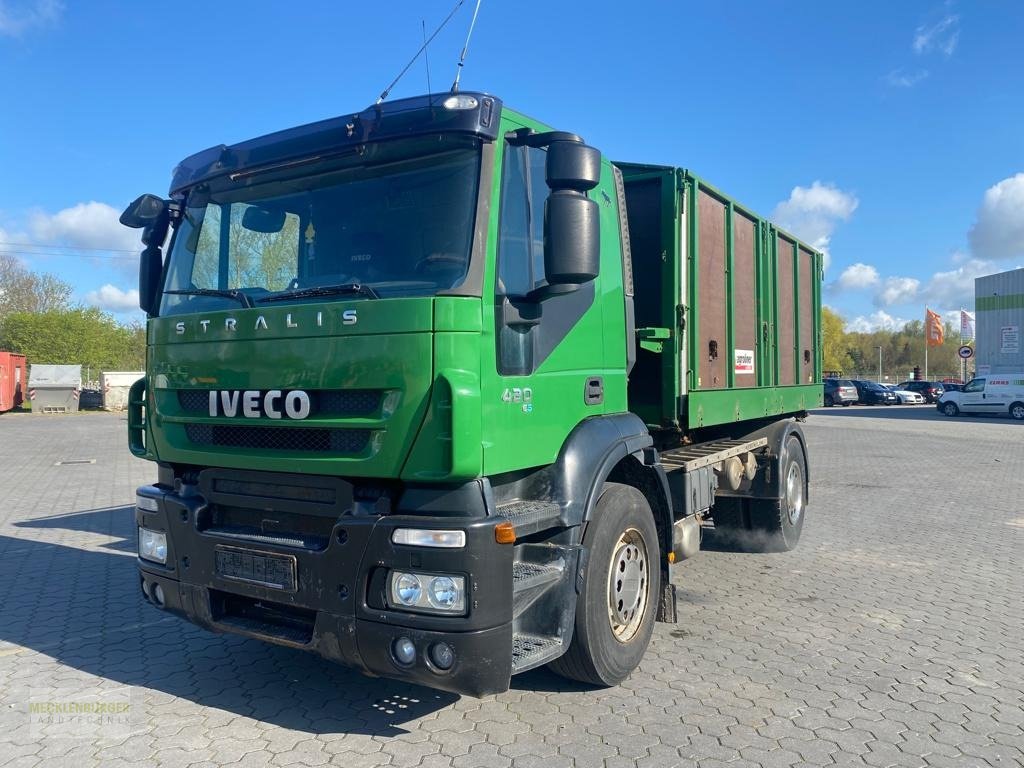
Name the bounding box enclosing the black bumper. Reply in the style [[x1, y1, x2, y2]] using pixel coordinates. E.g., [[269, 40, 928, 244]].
[[135, 483, 515, 697]]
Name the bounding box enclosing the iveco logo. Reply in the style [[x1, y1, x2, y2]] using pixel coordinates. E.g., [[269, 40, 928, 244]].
[[209, 390, 311, 420]]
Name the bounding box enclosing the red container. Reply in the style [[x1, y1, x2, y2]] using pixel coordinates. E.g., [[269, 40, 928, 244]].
[[0, 352, 27, 412]]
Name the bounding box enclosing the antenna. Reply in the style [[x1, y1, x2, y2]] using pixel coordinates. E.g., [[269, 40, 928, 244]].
[[450, 0, 483, 94], [422, 19, 432, 96], [376, 0, 464, 105]]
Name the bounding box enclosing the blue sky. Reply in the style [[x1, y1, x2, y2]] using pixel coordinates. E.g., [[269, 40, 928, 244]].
[[1, 0, 1022, 330]]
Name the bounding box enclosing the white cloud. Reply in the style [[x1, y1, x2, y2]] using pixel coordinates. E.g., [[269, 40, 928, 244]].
[[922, 258, 997, 310], [85, 284, 140, 313], [847, 310, 910, 334], [0, 0, 62, 37], [28, 201, 140, 253], [884, 68, 929, 88], [967, 173, 1024, 260], [875, 276, 921, 307], [913, 13, 959, 56], [772, 182, 858, 270], [833, 262, 880, 291]]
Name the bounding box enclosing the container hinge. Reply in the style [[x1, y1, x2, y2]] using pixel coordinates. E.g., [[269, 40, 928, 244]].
[[676, 304, 686, 332], [636, 326, 672, 354]]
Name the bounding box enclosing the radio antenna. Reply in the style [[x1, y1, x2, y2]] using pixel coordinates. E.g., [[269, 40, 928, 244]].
[[450, 0, 483, 94], [376, 0, 464, 105], [422, 19, 432, 96]]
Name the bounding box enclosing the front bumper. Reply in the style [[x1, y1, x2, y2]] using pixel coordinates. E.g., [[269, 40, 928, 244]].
[[135, 483, 514, 697]]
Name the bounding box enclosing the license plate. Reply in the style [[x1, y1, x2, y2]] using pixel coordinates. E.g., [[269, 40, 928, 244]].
[[215, 546, 297, 591]]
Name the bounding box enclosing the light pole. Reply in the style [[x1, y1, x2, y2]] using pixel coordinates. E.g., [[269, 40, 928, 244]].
[[876, 346, 883, 382]]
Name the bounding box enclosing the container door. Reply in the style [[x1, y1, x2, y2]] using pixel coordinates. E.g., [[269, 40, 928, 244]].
[[696, 188, 727, 390], [776, 234, 797, 386]]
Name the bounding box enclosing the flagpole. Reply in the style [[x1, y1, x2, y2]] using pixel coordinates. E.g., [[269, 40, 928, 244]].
[[924, 306, 928, 380]]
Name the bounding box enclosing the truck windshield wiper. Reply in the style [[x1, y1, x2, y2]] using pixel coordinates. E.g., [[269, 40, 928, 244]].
[[257, 283, 380, 302], [165, 288, 254, 308]]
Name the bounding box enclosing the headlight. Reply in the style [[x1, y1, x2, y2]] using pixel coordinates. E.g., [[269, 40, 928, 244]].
[[388, 570, 466, 614], [138, 527, 167, 564]]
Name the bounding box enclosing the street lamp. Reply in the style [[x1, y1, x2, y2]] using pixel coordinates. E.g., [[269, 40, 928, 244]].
[[876, 346, 883, 382]]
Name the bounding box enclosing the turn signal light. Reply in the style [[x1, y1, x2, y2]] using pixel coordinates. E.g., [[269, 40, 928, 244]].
[[494, 521, 515, 544]]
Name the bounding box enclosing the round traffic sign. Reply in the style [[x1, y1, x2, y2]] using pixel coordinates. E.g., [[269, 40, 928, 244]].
[[957, 345, 973, 359]]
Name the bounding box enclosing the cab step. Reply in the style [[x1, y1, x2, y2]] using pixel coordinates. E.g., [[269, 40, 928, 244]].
[[495, 500, 563, 538], [511, 632, 564, 674], [512, 559, 565, 619]]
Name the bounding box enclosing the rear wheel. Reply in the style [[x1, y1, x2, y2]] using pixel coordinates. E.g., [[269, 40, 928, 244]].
[[942, 402, 959, 417], [548, 483, 659, 687], [1010, 402, 1024, 421], [713, 436, 807, 553]]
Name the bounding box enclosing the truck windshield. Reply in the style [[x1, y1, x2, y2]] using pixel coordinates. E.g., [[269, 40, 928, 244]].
[[160, 137, 481, 315]]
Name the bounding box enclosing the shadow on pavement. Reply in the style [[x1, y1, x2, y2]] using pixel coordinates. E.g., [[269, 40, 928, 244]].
[[6, 506, 458, 735]]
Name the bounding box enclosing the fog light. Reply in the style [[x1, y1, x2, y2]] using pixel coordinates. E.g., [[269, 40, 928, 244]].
[[429, 642, 455, 671], [392, 637, 416, 666], [153, 583, 165, 607], [138, 527, 167, 564]]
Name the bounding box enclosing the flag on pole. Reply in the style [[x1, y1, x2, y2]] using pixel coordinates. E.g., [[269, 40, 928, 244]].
[[925, 308, 944, 347], [960, 310, 975, 342]]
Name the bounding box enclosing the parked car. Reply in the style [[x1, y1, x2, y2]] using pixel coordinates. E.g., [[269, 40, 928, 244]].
[[937, 375, 1024, 420], [851, 380, 898, 405], [941, 382, 964, 393], [823, 378, 858, 407], [897, 380, 945, 403], [881, 384, 925, 404]]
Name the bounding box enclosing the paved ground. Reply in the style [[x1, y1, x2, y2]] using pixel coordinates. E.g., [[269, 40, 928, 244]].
[[0, 407, 1021, 768]]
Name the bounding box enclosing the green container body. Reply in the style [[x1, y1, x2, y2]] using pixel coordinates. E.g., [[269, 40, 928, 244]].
[[617, 164, 823, 431]]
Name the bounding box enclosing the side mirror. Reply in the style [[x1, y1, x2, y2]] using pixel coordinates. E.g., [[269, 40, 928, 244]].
[[543, 140, 601, 287], [120, 194, 167, 228], [139, 245, 163, 316], [241, 206, 286, 233]]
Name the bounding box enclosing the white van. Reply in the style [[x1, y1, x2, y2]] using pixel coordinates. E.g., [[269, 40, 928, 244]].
[[937, 375, 1024, 420]]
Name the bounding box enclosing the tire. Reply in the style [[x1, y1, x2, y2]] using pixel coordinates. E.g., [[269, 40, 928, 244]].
[[1010, 402, 1024, 421], [548, 483, 660, 687], [746, 435, 807, 552], [942, 402, 959, 417], [842, 401, 852, 407]]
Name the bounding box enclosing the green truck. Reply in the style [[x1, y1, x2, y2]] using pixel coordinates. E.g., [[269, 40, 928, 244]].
[[122, 92, 822, 697]]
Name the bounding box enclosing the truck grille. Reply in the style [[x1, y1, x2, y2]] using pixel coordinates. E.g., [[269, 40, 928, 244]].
[[185, 424, 370, 453], [177, 389, 381, 416]]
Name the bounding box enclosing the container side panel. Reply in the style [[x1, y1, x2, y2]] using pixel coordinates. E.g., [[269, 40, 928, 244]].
[[732, 212, 757, 389], [697, 189, 727, 390], [622, 176, 669, 424], [777, 235, 796, 386], [798, 246, 816, 384]]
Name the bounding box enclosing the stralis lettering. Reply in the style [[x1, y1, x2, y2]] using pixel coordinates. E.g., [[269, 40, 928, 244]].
[[208, 390, 311, 420], [174, 309, 357, 336]]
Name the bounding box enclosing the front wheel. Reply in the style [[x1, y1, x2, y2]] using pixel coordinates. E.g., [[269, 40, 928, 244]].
[[1010, 402, 1024, 421], [548, 483, 660, 687], [942, 402, 959, 417]]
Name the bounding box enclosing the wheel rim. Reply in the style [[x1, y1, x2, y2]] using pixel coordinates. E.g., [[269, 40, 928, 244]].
[[785, 460, 804, 525], [945, 404, 957, 416], [1013, 405, 1024, 420], [607, 527, 650, 643]]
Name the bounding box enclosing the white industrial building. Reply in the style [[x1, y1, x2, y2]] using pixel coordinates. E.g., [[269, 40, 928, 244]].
[[975, 267, 1024, 374]]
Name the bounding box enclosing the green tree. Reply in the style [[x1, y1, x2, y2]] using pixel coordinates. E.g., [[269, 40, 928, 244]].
[[0, 253, 73, 317], [821, 306, 852, 373], [0, 308, 145, 372]]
